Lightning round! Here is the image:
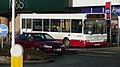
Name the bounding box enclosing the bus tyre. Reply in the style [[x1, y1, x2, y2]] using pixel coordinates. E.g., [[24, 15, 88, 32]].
[[64, 38, 70, 48]]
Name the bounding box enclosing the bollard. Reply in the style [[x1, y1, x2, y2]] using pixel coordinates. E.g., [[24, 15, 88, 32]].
[[10, 44, 23, 67]]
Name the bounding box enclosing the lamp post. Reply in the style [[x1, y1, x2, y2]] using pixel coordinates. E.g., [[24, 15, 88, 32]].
[[105, 0, 111, 46], [11, 0, 23, 67], [12, 0, 15, 47]]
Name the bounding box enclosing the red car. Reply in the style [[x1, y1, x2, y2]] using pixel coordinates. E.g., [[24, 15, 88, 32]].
[[15, 32, 65, 55]]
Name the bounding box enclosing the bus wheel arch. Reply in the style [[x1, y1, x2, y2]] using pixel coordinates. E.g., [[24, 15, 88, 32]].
[[63, 37, 70, 48]]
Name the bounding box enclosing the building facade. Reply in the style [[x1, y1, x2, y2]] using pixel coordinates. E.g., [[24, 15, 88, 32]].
[[0, 0, 120, 43]]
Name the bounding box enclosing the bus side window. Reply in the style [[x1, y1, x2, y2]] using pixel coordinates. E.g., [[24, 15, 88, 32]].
[[71, 19, 82, 33], [61, 19, 70, 32], [52, 26, 58, 32], [84, 22, 89, 34], [51, 19, 60, 32], [43, 19, 49, 32], [77, 21, 82, 33]]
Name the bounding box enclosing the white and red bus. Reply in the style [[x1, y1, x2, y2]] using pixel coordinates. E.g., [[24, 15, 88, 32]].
[[19, 13, 107, 47]]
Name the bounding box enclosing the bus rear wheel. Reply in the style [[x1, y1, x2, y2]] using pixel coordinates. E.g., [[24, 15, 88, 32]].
[[63, 38, 70, 48]]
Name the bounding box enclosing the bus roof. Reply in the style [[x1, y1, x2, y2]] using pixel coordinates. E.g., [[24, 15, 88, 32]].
[[20, 13, 105, 19]]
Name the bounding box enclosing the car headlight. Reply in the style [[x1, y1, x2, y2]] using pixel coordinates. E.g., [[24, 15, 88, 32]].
[[60, 44, 65, 47], [43, 45, 52, 48]]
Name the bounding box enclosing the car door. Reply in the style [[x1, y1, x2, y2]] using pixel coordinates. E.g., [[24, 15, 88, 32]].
[[25, 33, 34, 48], [18, 33, 28, 47], [18, 33, 34, 48]]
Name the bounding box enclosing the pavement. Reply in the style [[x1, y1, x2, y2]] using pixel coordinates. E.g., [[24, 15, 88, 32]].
[[0, 46, 120, 64], [0, 56, 54, 64], [0, 56, 10, 64]]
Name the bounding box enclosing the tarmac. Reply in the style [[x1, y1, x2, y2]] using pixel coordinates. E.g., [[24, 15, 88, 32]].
[[0, 46, 120, 64]]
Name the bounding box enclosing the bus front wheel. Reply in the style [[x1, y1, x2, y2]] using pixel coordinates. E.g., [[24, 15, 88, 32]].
[[63, 38, 70, 48]]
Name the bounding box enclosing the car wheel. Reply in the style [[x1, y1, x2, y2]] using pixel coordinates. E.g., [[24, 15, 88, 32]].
[[63, 38, 70, 48], [35, 47, 40, 51]]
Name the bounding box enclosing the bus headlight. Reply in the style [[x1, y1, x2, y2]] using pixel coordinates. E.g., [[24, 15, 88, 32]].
[[104, 39, 107, 42]]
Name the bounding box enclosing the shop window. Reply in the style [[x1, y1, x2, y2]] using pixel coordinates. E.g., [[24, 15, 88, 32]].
[[43, 19, 49, 31], [26, 19, 31, 28], [33, 19, 42, 31], [22, 19, 31, 29], [22, 19, 25, 29]]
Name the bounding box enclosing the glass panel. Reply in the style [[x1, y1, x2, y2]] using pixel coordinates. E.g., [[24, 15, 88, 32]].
[[26, 19, 31, 28], [22, 19, 31, 29], [33, 19, 42, 31], [51, 19, 61, 32], [61, 19, 70, 32], [26, 34, 32, 40], [43, 19, 49, 31], [32, 34, 43, 41], [97, 20, 106, 34], [84, 19, 107, 34], [71, 19, 82, 33], [19, 33, 28, 40], [22, 19, 25, 29], [45, 34, 54, 39]]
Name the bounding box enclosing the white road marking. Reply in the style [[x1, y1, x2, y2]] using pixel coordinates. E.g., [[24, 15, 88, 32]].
[[88, 51, 117, 54]]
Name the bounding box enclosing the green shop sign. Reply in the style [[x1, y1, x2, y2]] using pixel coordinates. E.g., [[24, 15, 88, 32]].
[[0, 0, 69, 13], [0, 0, 9, 13], [9, 0, 25, 9]]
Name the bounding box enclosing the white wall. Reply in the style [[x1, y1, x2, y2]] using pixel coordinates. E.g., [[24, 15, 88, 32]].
[[72, 0, 120, 7], [119, 16, 120, 28]]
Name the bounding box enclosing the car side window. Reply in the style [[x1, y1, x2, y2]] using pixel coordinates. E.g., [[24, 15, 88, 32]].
[[19, 34, 28, 40], [31, 34, 42, 41], [26, 34, 32, 41]]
